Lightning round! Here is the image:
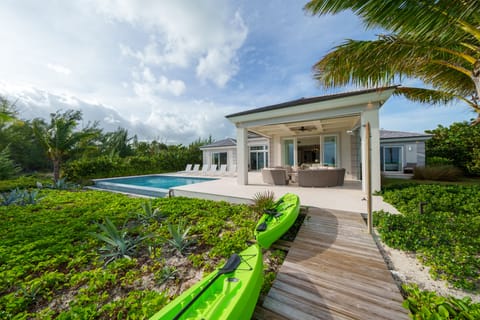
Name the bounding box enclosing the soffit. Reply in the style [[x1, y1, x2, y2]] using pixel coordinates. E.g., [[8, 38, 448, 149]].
[[250, 115, 360, 137]]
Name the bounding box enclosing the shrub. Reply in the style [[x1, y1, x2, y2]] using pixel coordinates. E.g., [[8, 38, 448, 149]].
[[413, 165, 463, 181], [0, 146, 20, 179], [0, 175, 52, 192], [426, 156, 453, 167]]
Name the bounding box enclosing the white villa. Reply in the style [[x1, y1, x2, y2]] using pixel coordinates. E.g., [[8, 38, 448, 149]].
[[201, 87, 431, 192]]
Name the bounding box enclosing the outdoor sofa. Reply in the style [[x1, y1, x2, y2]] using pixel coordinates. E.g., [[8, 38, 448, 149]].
[[297, 168, 346, 187]]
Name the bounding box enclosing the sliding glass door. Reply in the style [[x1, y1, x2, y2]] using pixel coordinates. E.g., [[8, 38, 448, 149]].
[[381, 146, 403, 171]]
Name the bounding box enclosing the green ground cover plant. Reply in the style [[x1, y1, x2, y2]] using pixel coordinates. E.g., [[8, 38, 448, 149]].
[[403, 284, 480, 319], [0, 189, 258, 319], [374, 184, 480, 291]]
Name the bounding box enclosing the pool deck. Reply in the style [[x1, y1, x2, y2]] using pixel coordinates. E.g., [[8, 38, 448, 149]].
[[170, 172, 399, 214]]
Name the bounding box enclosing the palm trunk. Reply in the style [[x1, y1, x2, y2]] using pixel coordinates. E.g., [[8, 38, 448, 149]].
[[53, 159, 61, 182], [473, 60, 480, 124]]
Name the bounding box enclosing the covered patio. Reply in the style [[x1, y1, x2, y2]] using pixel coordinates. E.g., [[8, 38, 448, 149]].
[[226, 87, 397, 192]]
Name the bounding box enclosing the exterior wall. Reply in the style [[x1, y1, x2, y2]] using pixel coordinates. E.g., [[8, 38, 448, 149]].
[[349, 133, 361, 180], [379, 140, 428, 170], [339, 131, 354, 180], [416, 142, 426, 166], [202, 147, 236, 169]]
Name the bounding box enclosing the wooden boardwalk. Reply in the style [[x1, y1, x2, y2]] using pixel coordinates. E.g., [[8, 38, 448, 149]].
[[255, 207, 409, 320]]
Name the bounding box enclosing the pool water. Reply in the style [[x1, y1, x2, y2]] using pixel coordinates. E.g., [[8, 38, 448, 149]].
[[93, 175, 215, 197]]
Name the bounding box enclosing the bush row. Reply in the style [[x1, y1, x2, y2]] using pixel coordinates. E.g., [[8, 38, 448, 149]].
[[64, 154, 189, 182]]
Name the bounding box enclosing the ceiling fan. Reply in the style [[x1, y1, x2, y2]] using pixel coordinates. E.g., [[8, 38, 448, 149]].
[[291, 125, 316, 132]]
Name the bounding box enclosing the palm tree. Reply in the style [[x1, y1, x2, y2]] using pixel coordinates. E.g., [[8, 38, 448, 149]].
[[33, 110, 100, 182], [304, 0, 480, 124]]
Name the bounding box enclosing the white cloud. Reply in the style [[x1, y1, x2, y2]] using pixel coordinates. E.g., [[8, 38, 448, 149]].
[[47, 63, 72, 75], [132, 67, 186, 100], [98, 0, 248, 87], [195, 12, 247, 87]]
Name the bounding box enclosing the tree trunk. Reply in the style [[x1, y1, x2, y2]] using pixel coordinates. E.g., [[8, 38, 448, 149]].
[[53, 159, 60, 182]]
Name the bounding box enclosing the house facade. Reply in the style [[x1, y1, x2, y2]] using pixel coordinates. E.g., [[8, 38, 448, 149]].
[[201, 130, 430, 175], [201, 87, 430, 192]]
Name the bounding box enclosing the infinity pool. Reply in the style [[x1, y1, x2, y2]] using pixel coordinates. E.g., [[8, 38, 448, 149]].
[[93, 175, 216, 197]]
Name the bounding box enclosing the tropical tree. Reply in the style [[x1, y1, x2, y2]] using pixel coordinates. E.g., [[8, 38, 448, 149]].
[[101, 127, 134, 158], [426, 121, 480, 175], [304, 0, 480, 124], [0, 97, 19, 125], [33, 110, 100, 181]]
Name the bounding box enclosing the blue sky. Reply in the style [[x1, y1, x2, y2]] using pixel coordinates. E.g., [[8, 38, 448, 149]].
[[0, 0, 473, 144]]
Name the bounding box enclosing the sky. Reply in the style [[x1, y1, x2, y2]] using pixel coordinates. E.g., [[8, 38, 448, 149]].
[[0, 0, 474, 144]]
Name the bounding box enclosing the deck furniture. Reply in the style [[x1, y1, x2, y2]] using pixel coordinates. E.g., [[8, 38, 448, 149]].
[[261, 168, 289, 185], [403, 162, 416, 173], [297, 168, 345, 187]]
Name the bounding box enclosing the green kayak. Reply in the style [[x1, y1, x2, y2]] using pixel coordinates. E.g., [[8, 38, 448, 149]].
[[149, 244, 263, 320], [254, 193, 300, 249]]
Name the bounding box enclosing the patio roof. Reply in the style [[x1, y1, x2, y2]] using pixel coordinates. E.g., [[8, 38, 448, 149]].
[[226, 87, 397, 136], [226, 86, 398, 119]]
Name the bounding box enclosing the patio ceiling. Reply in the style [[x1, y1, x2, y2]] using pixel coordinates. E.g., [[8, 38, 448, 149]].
[[249, 115, 361, 137]]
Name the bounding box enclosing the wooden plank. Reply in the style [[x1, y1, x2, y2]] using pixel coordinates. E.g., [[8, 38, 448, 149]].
[[253, 306, 290, 320], [258, 207, 409, 320]]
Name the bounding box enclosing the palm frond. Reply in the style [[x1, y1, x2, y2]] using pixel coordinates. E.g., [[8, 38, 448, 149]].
[[394, 87, 457, 105]]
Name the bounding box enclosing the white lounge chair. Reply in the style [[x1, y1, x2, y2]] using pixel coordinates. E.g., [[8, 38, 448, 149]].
[[190, 164, 200, 175], [181, 164, 193, 173], [208, 164, 217, 175], [218, 164, 227, 176], [200, 164, 209, 175]]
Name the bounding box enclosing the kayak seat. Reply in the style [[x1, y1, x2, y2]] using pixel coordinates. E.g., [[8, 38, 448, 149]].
[[220, 254, 241, 273], [264, 209, 278, 216], [256, 222, 267, 232]]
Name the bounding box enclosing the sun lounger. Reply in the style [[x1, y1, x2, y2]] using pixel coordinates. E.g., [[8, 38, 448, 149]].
[[181, 164, 193, 173], [208, 164, 217, 175], [200, 164, 209, 175], [218, 164, 227, 176], [190, 164, 200, 175]]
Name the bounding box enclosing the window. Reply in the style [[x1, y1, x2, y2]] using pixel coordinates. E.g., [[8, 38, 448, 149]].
[[249, 145, 268, 170], [212, 152, 227, 166], [323, 136, 337, 166], [283, 139, 294, 166]]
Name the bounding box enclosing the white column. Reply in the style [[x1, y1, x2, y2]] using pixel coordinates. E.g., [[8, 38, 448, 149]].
[[361, 106, 381, 192], [236, 127, 249, 185]]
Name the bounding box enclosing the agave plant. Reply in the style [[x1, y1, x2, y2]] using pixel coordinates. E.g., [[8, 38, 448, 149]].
[[165, 221, 195, 255], [155, 265, 178, 285], [137, 200, 167, 225], [0, 188, 23, 206], [20, 189, 43, 205], [0, 188, 43, 206], [91, 217, 148, 265], [251, 190, 276, 218]]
